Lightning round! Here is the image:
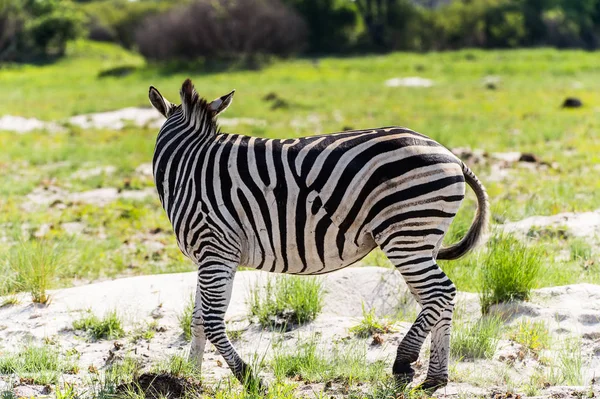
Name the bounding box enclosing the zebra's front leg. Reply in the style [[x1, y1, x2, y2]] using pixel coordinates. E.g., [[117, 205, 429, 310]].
[[197, 265, 264, 389]]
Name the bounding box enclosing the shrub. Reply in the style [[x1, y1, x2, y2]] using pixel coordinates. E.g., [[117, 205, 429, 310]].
[[73, 310, 125, 340], [81, 0, 171, 48], [450, 315, 502, 360], [248, 275, 324, 328], [135, 0, 307, 61], [282, 0, 358, 53], [480, 234, 542, 313], [0, 0, 85, 61], [24, 0, 86, 56]]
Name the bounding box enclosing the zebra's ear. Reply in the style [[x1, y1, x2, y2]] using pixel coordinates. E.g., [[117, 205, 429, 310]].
[[148, 86, 173, 118], [208, 90, 235, 116]]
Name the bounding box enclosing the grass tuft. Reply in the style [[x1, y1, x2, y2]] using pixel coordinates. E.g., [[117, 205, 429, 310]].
[[131, 320, 159, 343], [73, 309, 125, 340], [451, 315, 503, 360], [179, 295, 194, 342], [350, 303, 397, 338], [248, 275, 324, 328], [480, 234, 542, 313], [152, 354, 201, 380], [569, 238, 593, 262], [6, 239, 70, 304], [0, 344, 78, 385], [272, 336, 386, 385], [557, 337, 585, 386], [509, 319, 549, 353]]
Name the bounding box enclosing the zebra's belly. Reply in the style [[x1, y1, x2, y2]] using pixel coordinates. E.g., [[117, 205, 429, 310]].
[[242, 222, 377, 275]]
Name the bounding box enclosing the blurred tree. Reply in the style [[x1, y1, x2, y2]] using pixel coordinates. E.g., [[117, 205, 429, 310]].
[[283, 0, 357, 53], [0, 0, 22, 60], [23, 0, 85, 56]]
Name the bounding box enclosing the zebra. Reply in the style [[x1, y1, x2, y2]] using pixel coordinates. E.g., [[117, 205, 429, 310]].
[[148, 78, 489, 392]]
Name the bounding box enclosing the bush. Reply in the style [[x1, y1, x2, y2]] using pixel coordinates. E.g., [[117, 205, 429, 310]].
[[282, 0, 358, 53], [81, 0, 171, 48], [135, 0, 307, 61], [0, 0, 85, 61], [480, 234, 542, 314]]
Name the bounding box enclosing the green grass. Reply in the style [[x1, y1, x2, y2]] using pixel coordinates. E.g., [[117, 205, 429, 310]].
[[0, 40, 600, 293], [509, 319, 550, 353], [151, 354, 201, 380], [556, 337, 585, 386], [480, 234, 543, 313], [248, 275, 324, 328], [569, 238, 593, 262], [179, 295, 194, 342], [349, 303, 397, 338], [72, 309, 125, 340], [272, 337, 387, 386], [4, 239, 71, 304], [450, 315, 503, 360], [131, 320, 159, 343], [0, 344, 79, 385]]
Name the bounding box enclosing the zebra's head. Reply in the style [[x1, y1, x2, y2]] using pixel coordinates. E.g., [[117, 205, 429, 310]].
[[148, 78, 235, 122]]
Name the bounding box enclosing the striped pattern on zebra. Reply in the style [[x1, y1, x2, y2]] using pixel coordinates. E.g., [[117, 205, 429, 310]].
[[148, 79, 489, 392]]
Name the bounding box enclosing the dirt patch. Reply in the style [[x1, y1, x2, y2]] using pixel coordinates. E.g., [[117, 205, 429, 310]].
[[23, 186, 155, 211], [116, 373, 202, 399], [0, 115, 65, 133], [502, 209, 600, 243], [451, 147, 559, 182], [0, 108, 266, 133]]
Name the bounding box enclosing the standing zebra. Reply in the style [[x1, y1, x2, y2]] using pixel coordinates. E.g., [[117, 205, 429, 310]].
[[148, 79, 489, 392]]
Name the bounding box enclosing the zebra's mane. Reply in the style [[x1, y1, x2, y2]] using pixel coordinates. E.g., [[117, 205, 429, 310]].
[[179, 78, 221, 135]]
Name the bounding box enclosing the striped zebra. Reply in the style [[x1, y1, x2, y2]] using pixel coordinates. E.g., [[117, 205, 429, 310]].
[[148, 79, 489, 392]]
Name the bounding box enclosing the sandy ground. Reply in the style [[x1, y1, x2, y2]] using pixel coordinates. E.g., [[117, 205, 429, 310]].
[[1, 267, 599, 398]]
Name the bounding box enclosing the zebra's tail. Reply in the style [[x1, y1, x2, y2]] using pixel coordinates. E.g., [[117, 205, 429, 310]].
[[437, 162, 490, 261]]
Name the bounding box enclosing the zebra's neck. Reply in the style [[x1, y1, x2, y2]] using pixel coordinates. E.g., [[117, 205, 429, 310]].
[[152, 109, 218, 216]]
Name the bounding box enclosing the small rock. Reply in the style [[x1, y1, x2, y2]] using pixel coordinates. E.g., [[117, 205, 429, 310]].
[[562, 97, 583, 108], [518, 153, 540, 163], [262, 92, 278, 102]]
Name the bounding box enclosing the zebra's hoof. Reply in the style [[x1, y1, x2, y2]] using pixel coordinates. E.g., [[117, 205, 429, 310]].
[[417, 376, 448, 393], [392, 361, 415, 386]]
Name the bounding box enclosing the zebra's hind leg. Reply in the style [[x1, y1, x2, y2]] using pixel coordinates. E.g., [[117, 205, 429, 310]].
[[380, 240, 456, 390], [196, 263, 264, 390], [189, 276, 207, 370]]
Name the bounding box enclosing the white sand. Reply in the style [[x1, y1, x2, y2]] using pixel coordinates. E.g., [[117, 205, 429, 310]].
[[1, 267, 599, 398]]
